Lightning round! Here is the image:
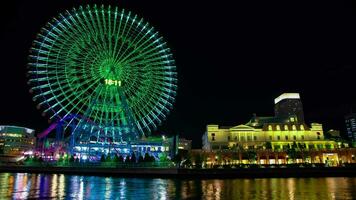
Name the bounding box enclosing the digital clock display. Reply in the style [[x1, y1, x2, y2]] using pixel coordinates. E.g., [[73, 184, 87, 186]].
[[104, 79, 122, 86]]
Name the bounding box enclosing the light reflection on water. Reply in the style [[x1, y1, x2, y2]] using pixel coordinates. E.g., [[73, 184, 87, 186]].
[[0, 173, 355, 199]]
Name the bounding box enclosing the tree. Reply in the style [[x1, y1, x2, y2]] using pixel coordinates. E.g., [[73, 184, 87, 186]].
[[159, 153, 168, 162], [247, 151, 257, 164], [287, 148, 297, 163], [138, 155, 144, 163], [292, 141, 298, 150], [106, 155, 112, 162], [194, 154, 202, 168], [144, 153, 152, 162], [265, 142, 272, 150], [100, 154, 106, 162], [118, 155, 124, 163], [69, 155, 75, 163], [130, 153, 136, 163], [113, 154, 119, 162]]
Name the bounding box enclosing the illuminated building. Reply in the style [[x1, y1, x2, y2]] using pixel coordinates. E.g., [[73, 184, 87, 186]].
[[178, 138, 192, 151], [71, 135, 177, 161], [201, 93, 352, 165], [345, 113, 356, 142], [274, 93, 305, 123], [0, 126, 35, 161], [202, 122, 332, 151]]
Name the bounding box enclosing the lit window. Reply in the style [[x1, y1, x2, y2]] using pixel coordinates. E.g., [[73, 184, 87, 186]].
[[284, 125, 288, 131], [290, 117, 295, 122], [300, 125, 304, 130], [276, 125, 280, 131], [268, 125, 272, 131], [292, 125, 296, 130]]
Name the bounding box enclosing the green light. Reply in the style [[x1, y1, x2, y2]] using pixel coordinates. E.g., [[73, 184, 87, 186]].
[[28, 4, 177, 140]]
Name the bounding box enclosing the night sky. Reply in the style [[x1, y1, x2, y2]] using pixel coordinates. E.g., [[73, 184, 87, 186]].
[[0, 0, 355, 148]]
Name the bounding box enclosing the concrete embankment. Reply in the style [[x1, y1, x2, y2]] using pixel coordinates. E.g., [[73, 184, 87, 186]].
[[0, 166, 356, 178]]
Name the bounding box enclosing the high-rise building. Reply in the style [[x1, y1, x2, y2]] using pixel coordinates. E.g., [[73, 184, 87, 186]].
[[274, 93, 305, 123], [345, 113, 356, 141]]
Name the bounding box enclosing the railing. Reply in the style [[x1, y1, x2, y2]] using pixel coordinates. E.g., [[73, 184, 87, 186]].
[[4, 161, 177, 169]]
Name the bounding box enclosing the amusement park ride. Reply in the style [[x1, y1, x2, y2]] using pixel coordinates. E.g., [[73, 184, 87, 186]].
[[27, 5, 177, 161]]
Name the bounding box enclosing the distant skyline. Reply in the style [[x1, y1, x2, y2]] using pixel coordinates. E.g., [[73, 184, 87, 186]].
[[0, 0, 355, 148]]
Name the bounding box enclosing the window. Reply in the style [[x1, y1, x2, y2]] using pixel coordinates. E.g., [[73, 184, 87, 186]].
[[254, 136, 257, 141], [300, 125, 304, 130], [211, 133, 215, 141], [268, 125, 272, 131], [277, 136, 280, 140], [234, 136, 237, 141], [241, 136, 245, 141], [269, 136, 272, 140], [293, 135, 296, 140], [285, 135, 288, 140], [247, 136, 252, 141], [276, 125, 280, 131], [292, 125, 296, 130], [284, 125, 288, 131], [301, 135, 304, 140], [227, 136, 231, 141]]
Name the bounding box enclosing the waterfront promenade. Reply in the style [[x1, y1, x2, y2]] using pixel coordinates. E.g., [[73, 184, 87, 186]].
[[1, 163, 355, 178]]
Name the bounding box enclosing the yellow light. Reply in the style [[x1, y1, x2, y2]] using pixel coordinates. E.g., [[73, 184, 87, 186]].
[[104, 79, 121, 86]]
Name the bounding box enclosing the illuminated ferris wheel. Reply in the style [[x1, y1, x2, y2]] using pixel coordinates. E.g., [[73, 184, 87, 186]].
[[28, 5, 177, 142]]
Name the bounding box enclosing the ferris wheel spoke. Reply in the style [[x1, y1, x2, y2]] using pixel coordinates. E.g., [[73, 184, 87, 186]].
[[113, 11, 133, 63], [46, 78, 101, 118], [114, 17, 145, 62], [121, 52, 170, 69], [117, 34, 161, 65], [119, 40, 166, 66], [94, 5, 108, 54], [64, 11, 106, 59]]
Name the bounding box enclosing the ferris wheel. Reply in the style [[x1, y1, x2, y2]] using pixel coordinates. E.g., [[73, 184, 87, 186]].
[[28, 5, 177, 142]]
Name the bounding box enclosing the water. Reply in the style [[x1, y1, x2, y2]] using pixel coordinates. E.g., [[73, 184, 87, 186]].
[[0, 173, 355, 199]]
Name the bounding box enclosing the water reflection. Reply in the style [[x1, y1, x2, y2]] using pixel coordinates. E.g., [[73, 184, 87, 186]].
[[0, 173, 355, 199]]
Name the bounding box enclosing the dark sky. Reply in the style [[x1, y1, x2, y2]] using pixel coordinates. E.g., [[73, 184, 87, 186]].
[[0, 0, 355, 148]]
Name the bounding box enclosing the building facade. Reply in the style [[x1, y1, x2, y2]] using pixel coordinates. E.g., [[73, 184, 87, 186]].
[[0, 125, 36, 161], [345, 113, 356, 142], [274, 93, 305, 123], [202, 122, 334, 151], [178, 138, 192, 151]]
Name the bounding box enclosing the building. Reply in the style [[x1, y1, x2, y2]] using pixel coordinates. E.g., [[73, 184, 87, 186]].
[[178, 138, 192, 151], [274, 93, 305, 123], [345, 113, 356, 142], [0, 125, 36, 161], [327, 129, 341, 138], [202, 122, 333, 152], [201, 93, 351, 165], [71, 135, 177, 161]]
